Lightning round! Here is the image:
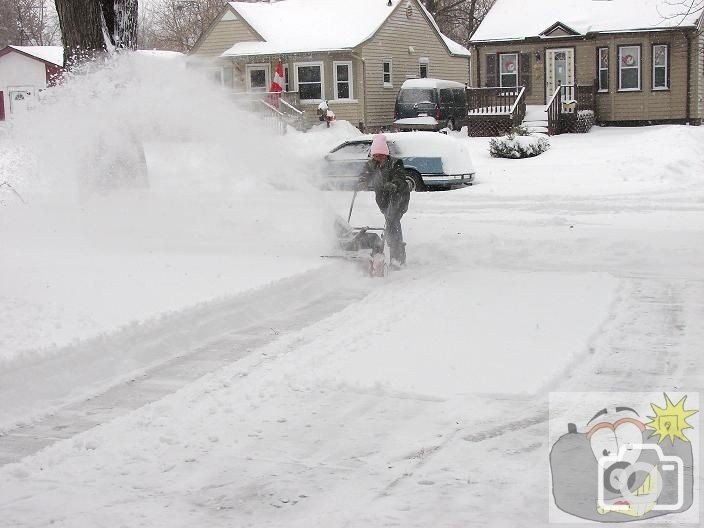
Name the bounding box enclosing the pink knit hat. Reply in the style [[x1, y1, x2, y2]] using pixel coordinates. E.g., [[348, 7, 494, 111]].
[[370, 134, 390, 156]]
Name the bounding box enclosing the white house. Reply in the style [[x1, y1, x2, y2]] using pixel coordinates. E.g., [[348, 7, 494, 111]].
[[0, 46, 64, 120]]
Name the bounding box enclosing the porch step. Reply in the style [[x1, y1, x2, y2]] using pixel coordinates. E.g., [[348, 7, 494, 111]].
[[522, 118, 549, 135]]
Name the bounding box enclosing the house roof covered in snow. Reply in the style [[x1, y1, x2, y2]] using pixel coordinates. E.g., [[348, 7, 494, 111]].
[[472, 0, 704, 42], [4, 46, 64, 66], [222, 0, 470, 58]]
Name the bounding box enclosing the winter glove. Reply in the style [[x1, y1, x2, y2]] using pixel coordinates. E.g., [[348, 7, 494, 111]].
[[383, 182, 397, 193]]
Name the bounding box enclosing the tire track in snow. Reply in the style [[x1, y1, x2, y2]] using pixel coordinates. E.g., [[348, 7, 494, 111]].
[[0, 263, 374, 466], [365, 276, 702, 520]]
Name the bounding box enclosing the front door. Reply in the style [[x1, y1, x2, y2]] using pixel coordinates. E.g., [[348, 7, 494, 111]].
[[545, 48, 575, 102], [246, 64, 270, 93]]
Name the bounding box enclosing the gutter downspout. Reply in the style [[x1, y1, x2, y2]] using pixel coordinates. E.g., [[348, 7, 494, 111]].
[[351, 52, 367, 131]]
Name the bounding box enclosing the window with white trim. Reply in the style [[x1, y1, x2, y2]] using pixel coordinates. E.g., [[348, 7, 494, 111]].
[[499, 53, 518, 87], [383, 60, 392, 87], [419, 58, 429, 78], [246, 64, 269, 92], [295, 62, 324, 100], [598, 47, 609, 92], [618, 46, 640, 91], [653, 44, 669, 90], [334, 61, 353, 99]]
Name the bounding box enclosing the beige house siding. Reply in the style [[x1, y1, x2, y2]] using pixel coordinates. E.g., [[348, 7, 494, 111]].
[[474, 30, 693, 122], [359, 0, 469, 128], [191, 18, 261, 58], [227, 53, 365, 128]]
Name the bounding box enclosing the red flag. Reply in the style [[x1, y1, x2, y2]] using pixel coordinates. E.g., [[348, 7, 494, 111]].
[[269, 60, 285, 108]]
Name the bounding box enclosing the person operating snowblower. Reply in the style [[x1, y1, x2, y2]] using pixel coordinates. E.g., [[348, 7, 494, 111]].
[[360, 134, 410, 269]]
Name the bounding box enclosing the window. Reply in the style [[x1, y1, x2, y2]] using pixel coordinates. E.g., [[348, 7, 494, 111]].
[[653, 44, 669, 90], [295, 62, 324, 100], [618, 46, 641, 91], [383, 60, 392, 87], [246, 64, 269, 92], [327, 142, 371, 160], [499, 53, 518, 87], [284, 64, 289, 92], [334, 61, 353, 99], [419, 58, 429, 78], [598, 47, 609, 92]]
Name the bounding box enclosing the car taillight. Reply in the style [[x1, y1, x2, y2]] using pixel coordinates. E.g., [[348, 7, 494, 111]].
[[435, 105, 440, 120]]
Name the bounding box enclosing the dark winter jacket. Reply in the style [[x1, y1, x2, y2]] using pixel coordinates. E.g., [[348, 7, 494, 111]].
[[365, 157, 410, 219]]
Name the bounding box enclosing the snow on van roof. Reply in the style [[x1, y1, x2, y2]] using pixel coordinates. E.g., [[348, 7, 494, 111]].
[[223, 0, 470, 57], [401, 78, 466, 89], [473, 0, 704, 42]]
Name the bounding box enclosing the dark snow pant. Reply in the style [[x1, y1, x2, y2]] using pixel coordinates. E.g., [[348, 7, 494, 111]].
[[385, 214, 406, 264]]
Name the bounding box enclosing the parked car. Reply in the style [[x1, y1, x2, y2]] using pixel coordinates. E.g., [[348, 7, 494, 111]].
[[394, 78, 468, 133], [322, 132, 475, 192]]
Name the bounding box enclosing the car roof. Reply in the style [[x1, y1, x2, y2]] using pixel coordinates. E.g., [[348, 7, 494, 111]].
[[400, 78, 466, 90], [346, 132, 454, 144]]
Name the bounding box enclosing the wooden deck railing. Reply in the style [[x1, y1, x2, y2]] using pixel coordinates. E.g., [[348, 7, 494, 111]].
[[466, 86, 524, 115]]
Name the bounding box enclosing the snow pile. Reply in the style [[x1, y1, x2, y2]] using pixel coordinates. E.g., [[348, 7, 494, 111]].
[[0, 52, 346, 364], [489, 133, 550, 158]]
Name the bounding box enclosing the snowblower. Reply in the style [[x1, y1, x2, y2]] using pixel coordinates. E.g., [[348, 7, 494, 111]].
[[326, 187, 387, 277]]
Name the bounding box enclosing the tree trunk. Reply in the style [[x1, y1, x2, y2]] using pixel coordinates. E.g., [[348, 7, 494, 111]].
[[54, 0, 105, 68], [55, 0, 138, 68]]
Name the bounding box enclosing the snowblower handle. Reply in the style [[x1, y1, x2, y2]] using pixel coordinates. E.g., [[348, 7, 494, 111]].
[[347, 188, 358, 223]]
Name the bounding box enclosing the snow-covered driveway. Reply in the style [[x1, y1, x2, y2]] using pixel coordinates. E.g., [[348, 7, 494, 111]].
[[1, 124, 703, 527]]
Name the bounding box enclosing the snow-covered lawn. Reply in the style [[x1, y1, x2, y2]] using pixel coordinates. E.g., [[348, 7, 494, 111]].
[[1, 56, 703, 527]]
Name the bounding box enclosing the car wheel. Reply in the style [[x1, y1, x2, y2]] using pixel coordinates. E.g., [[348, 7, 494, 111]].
[[446, 119, 455, 131], [404, 170, 426, 192]]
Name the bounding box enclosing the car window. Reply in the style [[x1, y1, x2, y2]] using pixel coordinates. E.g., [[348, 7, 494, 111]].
[[398, 88, 435, 105], [453, 89, 466, 107], [328, 142, 371, 160], [439, 89, 453, 104]]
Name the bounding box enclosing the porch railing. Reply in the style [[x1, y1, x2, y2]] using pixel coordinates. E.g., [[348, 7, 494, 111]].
[[509, 86, 527, 127], [546, 86, 562, 135], [560, 82, 597, 113], [231, 91, 301, 108], [545, 82, 597, 135], [259, 100, 288, 135], [467, 86, 524, 115]]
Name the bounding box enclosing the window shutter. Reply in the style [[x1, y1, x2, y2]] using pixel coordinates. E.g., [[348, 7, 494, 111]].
[[485, 54, 498, 87], [520, 53, 531, 94]]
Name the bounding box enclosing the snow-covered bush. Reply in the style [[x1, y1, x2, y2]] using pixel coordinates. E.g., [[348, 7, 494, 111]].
[[489, 133, 550, 159]]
